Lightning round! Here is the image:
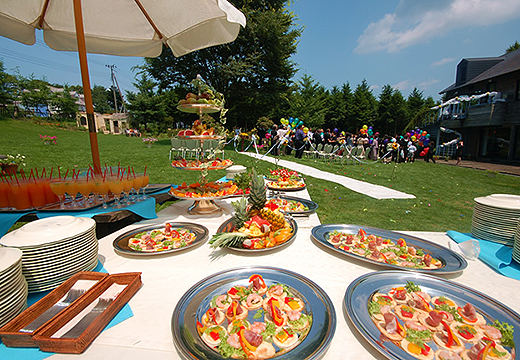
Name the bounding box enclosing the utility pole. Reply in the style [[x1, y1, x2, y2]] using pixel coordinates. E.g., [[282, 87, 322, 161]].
[[106, 64, 126, 113]]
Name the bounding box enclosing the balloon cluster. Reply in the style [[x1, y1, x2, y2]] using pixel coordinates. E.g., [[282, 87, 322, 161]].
[[280, 117, 309, 133], [359, 124, 375, 137], [408, 129, 430, 147]]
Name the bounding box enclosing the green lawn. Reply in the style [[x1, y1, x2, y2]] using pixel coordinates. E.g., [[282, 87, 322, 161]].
[[2, 118, 519, 233]]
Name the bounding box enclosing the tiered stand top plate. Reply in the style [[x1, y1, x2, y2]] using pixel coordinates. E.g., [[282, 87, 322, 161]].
[[177, 103, 221, 114]]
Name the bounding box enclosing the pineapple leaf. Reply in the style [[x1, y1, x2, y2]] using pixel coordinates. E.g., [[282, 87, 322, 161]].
[[209, 232, 248, 248]]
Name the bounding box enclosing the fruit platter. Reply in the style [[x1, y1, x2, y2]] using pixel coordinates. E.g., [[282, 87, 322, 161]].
[[171, 266, 336, 360], [265, 168, 301, 181], [169, 181, 238, 215], [171, 159, 233, 171], [345, 271, 519, 360], [177, 120, 222, 139], [266, 178, 306, 192], [266, 196, 318, 215], [210, 170, 297, 252], [112, 222, 209, 256]]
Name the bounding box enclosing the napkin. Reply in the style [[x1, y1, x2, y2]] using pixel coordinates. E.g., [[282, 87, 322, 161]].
[[447, 231, 520, 281], [0, 261, 134, 360]]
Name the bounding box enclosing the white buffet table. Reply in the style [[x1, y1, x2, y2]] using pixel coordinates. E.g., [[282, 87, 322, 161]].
[[46, 189, 520, 360]]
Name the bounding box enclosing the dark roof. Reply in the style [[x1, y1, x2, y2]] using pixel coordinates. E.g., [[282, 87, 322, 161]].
[[439, 48, 520, 94]]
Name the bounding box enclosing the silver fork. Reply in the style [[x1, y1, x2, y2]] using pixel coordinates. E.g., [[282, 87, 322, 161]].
[[61, 297, 113, 338], [20, 288, 86, 333]]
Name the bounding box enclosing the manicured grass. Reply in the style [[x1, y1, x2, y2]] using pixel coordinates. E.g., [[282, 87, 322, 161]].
[[2, 118, 519, 233]]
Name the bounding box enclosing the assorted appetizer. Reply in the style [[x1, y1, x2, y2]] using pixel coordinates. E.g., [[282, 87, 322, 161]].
[[197, 274, 312, 359], [327, 229, 443, 270], [266, 178, 305, 190], [210, 169, 295, 250], [171, 158, 232, 170], [170, 181, 238, 198], [266, 198, 310, 213], [368, 281, 515, 360], [127, 223, 197, 252], [266, 169, 300, 181]]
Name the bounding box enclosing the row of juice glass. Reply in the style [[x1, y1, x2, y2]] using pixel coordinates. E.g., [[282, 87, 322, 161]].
[[0, 174, 149, 210]]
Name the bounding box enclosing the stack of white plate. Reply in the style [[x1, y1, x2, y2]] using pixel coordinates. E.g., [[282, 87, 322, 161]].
[[513, 221, 520, 264], [0, 216, 98, 293], [0, 247, 28, 327], [472, 194, 520, 246]]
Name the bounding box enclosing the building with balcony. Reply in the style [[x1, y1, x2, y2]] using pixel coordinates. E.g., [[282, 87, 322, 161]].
[[436, 48, 520, 163]]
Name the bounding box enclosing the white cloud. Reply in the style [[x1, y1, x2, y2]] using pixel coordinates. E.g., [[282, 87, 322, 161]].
[[370, 84, 380, 91], [418, 79, 440, 88], [393, 80, 411, 92], [432, 58, 455, 66], [355, 0, 520, 54]]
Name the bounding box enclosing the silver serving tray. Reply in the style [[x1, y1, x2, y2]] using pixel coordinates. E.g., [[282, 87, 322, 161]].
[[267, 196, 318, 215], [344, 271, 520, 360], [266, 182, 306, 192], [171, 266, 336, 360], [311, 224, 467, 274], [112, 222, 209, 256], [215, 217, 298, 253]]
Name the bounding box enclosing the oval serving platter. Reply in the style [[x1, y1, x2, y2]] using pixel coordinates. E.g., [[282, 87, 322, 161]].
[[344, 271, 520, 360], [267, 196, 318, 215], [311, 224, 467, 274], [171, 266, 336, 360], [112, 221, 209, 256], [215, 216, 298, 253]]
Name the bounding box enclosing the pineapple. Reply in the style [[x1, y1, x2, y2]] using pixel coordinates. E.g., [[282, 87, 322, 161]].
[[232, 196, 249, 229], [260, 208, 286, 231], [248, 168, 267, 217]]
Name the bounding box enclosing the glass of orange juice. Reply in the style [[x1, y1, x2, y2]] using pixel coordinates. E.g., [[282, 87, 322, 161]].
[[76, 178, 93, 208], [49, 179, 67, 209], [108, 176, 125, 208], [92, 178, 110, 208], [62, 180, 78, 208]]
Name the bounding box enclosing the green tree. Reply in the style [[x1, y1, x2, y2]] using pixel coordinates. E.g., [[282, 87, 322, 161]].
[[325, 82, 353, 131], [407, 87, 426, 124], [351, 79, 377, 131], [289, 74, 328, 129], [140, 0, 302, 130], [0, 60, 18, 114], [91, 85, 113, 114], [18, 75, 52, 116], [50, 87, 78, 121], [506, 40, 520, 53], [125, 74, 167, 134]]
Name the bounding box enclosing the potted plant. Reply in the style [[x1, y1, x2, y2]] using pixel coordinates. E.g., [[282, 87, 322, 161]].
[[39, 134, 58, 145], [142, 137, 158, 148], [1, 154, 26, 175]]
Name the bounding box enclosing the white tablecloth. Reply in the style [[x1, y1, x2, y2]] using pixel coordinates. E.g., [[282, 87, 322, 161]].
[[48, 189, 520, 359]]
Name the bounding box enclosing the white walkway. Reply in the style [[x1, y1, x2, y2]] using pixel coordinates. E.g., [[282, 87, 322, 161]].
[[241, 152, 416, 200]]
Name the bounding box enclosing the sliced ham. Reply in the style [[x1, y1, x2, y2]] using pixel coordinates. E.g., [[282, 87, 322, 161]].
[[394, 289, 407, 301], [243, 329, 263, 347], [383, 313, 398, 334], [462, 303, 478, 321], [368, 240, 377, 251], [425, 310, 443, 327]]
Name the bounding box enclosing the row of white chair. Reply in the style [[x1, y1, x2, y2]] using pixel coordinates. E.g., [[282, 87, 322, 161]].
[[169, 138, 225, 160]]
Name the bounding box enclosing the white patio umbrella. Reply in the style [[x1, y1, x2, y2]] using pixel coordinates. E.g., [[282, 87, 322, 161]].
[[0, 0, 246, 173]]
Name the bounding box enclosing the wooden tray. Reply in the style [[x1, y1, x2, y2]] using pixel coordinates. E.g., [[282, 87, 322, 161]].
[[32, 272, 142, 354], [0, 272, 108, 347]]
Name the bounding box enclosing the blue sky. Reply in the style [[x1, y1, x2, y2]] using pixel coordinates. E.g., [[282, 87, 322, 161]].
[[1, 0, 519, 102]]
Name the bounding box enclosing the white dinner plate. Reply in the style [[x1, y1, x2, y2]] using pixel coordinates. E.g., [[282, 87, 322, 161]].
[[474, 194, 520, 210], [0, 247, 23, 274], [0, 216, 95, 247]]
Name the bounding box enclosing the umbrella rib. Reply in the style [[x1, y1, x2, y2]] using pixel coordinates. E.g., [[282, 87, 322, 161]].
[[134, 0, 165, 41], [38, 0, 51, 28]]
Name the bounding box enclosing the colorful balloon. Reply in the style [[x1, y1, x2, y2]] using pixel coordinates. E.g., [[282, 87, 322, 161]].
[[363, 125, 368, 130], [303, 127, 309, 134]]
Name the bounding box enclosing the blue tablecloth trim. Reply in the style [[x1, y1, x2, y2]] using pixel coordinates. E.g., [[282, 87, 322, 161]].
[[0, 261, 134, 359], [446, 231, 520, 281], [0, 197, 159, 238]]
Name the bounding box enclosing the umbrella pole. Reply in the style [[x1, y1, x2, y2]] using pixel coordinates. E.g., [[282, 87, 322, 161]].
[[73, 0, 102, 175]]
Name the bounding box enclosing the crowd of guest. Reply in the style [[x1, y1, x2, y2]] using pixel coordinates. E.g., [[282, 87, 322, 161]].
[[257, 125, 441, 164]]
